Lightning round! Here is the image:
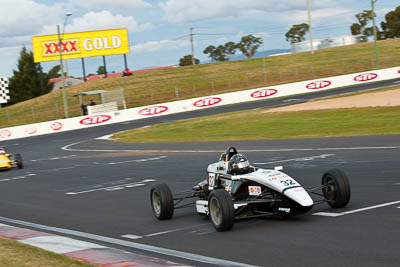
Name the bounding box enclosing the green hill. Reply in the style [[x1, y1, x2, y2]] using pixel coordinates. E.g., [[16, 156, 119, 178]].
[[1, 39, 399, 128]]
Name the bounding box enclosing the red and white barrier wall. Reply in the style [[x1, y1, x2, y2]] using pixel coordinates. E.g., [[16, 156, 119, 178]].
[[1, 66, 400, 141]]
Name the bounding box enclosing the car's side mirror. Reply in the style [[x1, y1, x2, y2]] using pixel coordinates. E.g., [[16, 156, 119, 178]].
[[5, 154, 10, 157]]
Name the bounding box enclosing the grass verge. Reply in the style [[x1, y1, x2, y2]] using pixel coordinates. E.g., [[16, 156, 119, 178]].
[[114, 106, 400, 143], [0, 237, 94, 267]]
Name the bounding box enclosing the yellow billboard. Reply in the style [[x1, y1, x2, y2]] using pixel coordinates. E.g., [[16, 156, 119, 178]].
[[32, 28, 129, 63]]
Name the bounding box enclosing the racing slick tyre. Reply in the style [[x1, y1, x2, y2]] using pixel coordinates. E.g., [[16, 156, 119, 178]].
[[322, 168, 351, 208], [150, 183, 174, 220], [15, 154, 23, 169], [208, 189, 234, 231]]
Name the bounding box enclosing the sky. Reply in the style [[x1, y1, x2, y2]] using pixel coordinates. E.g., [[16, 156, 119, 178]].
[[0, 0, 399, 78]]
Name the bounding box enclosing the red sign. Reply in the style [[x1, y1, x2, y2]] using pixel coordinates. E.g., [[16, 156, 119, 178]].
[[80, 115, 111, 125], [25, 126, 37, 135], [139, 106, 168, 116], [193, 97, 222, 107], [50, 122, 63, 131], [251, 89, 278, 98], [354, 73, 378, 82], [43, 40, 78, 55], [306, 80, 332, 89], [0, 129, 11, 138]]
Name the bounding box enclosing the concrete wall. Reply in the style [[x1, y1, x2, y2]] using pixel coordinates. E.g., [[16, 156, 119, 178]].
[[292, 35, 368, 53]]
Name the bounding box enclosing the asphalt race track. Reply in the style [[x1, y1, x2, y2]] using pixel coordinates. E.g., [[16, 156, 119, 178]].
[[0, 80, 400, 267]]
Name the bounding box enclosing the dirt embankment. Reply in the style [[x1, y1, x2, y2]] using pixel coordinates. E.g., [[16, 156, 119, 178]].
[[264, 88, 400, 113]]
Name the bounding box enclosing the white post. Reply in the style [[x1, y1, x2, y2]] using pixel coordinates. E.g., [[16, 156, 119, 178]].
[[307, 0, 314, 54]]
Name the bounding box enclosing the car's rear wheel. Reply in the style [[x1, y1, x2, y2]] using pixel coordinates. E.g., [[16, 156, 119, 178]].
[[322, 168, 351, 208], [15, 154, 23, 169], [208, 189, 234, 231], [150, 183, 174, 220]]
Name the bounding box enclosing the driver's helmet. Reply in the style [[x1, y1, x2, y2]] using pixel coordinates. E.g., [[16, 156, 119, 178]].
[[228, 153, 250, 174], [0, 148, 5, 155]]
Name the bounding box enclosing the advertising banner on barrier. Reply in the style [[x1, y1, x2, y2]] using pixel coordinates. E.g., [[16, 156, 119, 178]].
[[32, 28, 129, 62], [1, 66, 399, 141]]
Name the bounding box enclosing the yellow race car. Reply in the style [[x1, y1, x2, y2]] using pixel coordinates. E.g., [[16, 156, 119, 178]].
[[0, 148, 23, 171]]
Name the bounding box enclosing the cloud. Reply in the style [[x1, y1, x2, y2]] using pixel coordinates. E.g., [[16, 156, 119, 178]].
[[69, 0, 152, 9], [133, 39, 190, 54], [0, 0, 61, 38], [0, 46, 27, 77], [41, 11, 153, 34], [285, 8, 355, 24], [159, 0, 348, 23]]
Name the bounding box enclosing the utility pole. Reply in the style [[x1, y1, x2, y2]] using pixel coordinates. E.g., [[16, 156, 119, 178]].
[[262, 40, 267, 83], [58, 12, 72, 119], [307, 0, 314, 54], [371, 0, 379, 69], [57, 24, 68, 118], [190, 28, 195, 65]]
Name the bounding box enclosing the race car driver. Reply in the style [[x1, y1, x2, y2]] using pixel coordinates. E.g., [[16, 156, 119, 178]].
[[227, 153, 255, 175]]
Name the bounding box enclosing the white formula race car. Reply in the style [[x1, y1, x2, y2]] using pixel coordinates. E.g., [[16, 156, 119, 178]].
[[150, 147, 351, 231]]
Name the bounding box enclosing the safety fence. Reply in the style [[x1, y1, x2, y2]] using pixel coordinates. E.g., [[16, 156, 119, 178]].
[[1, 53, 399, 127], [1, 66, 399, 141]]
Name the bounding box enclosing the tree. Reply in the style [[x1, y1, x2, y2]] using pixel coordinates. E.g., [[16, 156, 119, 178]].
[[285, 23, 309, 44], [224, 41, 237, 60], [350, 10, 374, 36], [7, 46, 52, 105], [179, 55, 200, 66], [203, 45, 218, 62], [97, 66, 106, 75], [237, 35, 263, 59], [203, 43, 236, 62], [203, 41, 238, 62], [215, 45, 229, 61], [47, 65, 61, 79], [381, 6, 400, 39]]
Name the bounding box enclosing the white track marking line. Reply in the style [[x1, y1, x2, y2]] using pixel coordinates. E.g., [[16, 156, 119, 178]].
[[340, 201, 400, 215], [312, 212, 343, 217], [95, 134, 114, 140], [145, 229, 182, 237], [121, 234, 143, 240], [393, 183, 400, 185], [125, 223, 210, 239], [40, 166, 76, 172], [253, 154, 335, 165], [124, 183, 145, 188], [93, 156, 167, 165], [65, 179, 155, 195], [62, 139, 400, 153], [313, 200, 400, 217], [66, 183, 145, 195], [31, 155, 77, 162], [0, 173, 37, 182], [0, 216, 256, 267]]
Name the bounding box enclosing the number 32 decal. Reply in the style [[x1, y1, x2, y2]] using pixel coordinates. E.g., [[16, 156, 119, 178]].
[[280, 179, 296, 187]]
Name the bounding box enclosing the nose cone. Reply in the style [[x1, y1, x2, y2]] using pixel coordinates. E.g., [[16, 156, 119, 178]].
[[284, 187, 314, 207]]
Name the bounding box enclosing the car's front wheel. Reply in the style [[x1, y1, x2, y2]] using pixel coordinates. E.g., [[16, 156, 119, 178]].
[[15, 154, 23, 169], [208, 189, 234, 231], [150, 183, 174, 220], [322, 168, 351, 208]]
